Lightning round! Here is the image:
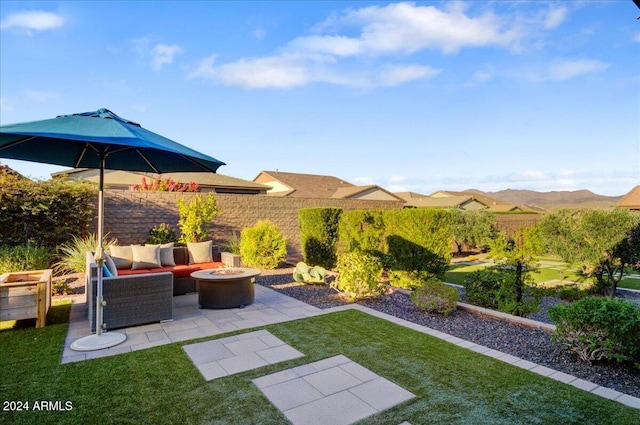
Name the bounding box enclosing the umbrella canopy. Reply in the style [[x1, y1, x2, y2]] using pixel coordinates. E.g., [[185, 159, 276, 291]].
[[0, 108, 225, 173], [0, 108, 225, 350]]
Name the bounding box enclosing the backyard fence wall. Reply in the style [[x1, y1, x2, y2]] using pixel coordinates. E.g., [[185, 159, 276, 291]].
[[93, 191, 404, 259], [91, 191, 539, 261]]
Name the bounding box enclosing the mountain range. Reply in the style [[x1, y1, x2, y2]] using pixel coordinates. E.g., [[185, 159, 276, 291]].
[[466, 189, 623, 210]]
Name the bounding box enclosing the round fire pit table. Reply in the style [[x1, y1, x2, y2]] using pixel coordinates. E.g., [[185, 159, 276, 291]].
[[190, 267, 261, 309]]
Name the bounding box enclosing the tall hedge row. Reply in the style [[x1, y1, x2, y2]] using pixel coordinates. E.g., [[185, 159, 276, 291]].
[[383, 209, 453, 278], [299, 207, 342, 269], [0, 173, 96, 248], [337, 208, 454, 286]]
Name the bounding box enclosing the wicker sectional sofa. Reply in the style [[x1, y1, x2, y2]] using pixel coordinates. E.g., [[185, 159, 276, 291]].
[[85, 245, 236, 331]]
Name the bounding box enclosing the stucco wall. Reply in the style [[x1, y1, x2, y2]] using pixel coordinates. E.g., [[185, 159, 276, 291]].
[[94, 191, 404, 259]]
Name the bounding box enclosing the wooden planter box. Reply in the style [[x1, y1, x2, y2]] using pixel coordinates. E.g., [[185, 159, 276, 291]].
[[0, 269, 52, 328]]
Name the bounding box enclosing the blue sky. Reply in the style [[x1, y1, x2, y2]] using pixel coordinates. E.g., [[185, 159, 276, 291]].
[[1, 1, 639, 196]]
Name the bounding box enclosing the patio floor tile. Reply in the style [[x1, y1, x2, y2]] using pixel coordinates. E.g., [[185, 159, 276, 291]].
[[254, 355, 415, 425], [183, 330, 304, 381]]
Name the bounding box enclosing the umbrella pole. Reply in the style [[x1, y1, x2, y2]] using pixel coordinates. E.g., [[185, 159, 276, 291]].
[[70, 153, 126, 351]]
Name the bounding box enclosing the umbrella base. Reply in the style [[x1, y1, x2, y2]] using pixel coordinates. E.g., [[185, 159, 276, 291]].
[[70, 332, 127, 352]]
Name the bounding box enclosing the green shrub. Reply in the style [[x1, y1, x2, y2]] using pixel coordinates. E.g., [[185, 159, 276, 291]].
[[548, 297, 640, 365], [239, 220, 287, 269], [338, 210, 386, 254], [0, 175, 96, 248], [146, 223, 178, 245], [465, 267, 540, 317], [384, 209, 453, 278], [411, 279, 460, 316], [177, 193, 220, 244], [0, 245, 52, 274], [388, 270, 437, 290], [292, 262, 326, 284], [299, 207, 342, 269], [333, 251, 384, 301], [220, 231, 241, 255], [54, 233, 117, 274]]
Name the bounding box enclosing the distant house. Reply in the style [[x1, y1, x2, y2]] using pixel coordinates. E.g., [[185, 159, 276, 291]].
[[617, 185, 640, 211], [52, 169, 269, 195], [395, 190, 536, 212], [253, 170, 404, 201]]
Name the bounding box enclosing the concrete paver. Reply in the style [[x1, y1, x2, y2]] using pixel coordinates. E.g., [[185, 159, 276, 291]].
[[254, 355, 415, 425]]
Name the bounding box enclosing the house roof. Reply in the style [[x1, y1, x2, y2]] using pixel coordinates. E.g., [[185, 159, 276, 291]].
[[617, 185, 640, 210], [254, 170, 353, 198], [404, 195, 478, 209], [431, 190, 507, 206], [254, 171, 405, 201], [52, 168, 269, 193], [394, 191, 430, 201]]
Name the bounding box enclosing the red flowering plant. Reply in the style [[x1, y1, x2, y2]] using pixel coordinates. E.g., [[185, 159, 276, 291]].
[[132, 177, 199, 192]]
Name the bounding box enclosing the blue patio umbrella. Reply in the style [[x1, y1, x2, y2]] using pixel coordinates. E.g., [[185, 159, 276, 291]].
[[0, 108, 225, 350]]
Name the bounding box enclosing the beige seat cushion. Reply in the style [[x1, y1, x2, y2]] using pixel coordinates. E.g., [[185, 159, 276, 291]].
[[146, 242, 176, 266], [108, 245, 134, 269], [132, 245, 161, 270], [187, 240, 213, 264]]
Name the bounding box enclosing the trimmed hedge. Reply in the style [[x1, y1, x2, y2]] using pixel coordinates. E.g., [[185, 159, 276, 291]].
[[299, 207, 342, 269], [338, 209, 453, 289], [0, 174, 96, 249]]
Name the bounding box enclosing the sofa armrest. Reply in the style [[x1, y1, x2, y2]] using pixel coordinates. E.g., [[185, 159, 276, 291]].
[[221, 252, 241, 268]]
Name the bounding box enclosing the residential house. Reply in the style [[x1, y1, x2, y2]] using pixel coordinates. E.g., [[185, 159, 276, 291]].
[[253, 170, 404, 201], [617, 185, 640, 211], [52, 169, 269, 195]]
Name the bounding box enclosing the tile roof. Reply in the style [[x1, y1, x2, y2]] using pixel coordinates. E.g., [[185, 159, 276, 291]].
[[257, 170, 356, 198], [404, 196, 476, 208], [52, 169, 268, 192], [617, 185, 640, 209]]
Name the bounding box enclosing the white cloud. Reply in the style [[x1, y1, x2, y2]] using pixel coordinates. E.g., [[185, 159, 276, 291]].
[[353, 176, 377, 185], [152, 44, 183, 70], [633, 32, 640, 43], [0, 10, 64, 33], [547, 59, 610, 81], [378, 65, 441, 86], [390, 175, 406, 183], [25, 90, 57, 102], [191, 54, 312, 89], [543, 6, 567, 30], [253, 28, 266, 40], [190, 2, 570, 89], [293, 2, 519, 56]]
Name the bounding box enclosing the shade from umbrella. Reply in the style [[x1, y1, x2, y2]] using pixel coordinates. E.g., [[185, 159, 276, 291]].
[[0, 108, 226, 350]]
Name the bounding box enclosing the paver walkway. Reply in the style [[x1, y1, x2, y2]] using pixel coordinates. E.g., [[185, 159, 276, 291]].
[[183, 329, 304, 380], [253, 355, 415, 425]]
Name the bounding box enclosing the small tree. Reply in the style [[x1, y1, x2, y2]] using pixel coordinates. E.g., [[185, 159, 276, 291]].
[[538, 209, 640, 297], [488, 226, 544, 312], [451, 209, 497, 255], [176, 193, 220, 244]]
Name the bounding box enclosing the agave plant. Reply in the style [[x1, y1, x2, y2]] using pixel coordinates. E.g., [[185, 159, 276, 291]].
[[54, 233, 118, 274]]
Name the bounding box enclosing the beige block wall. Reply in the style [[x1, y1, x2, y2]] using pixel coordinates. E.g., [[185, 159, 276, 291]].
[[94, 191, 404, 260]]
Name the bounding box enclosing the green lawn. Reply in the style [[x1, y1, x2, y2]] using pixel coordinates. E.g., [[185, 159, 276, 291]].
[[1, 302, 637, 424], [444, 259, 640, 291]]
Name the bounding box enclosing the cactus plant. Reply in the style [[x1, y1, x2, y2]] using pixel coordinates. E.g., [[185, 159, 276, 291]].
[[293, 262, 326, 284]]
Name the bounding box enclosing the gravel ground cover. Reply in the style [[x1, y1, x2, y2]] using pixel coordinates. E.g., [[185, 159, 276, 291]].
[[257, 267, 640, 399]]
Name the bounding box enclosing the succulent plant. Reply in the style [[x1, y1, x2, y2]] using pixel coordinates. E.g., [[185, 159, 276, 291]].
[[293, 261, 326, 284]]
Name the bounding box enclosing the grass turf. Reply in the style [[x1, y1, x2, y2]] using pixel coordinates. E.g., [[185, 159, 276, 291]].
[[1, 303, 638, 424]]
